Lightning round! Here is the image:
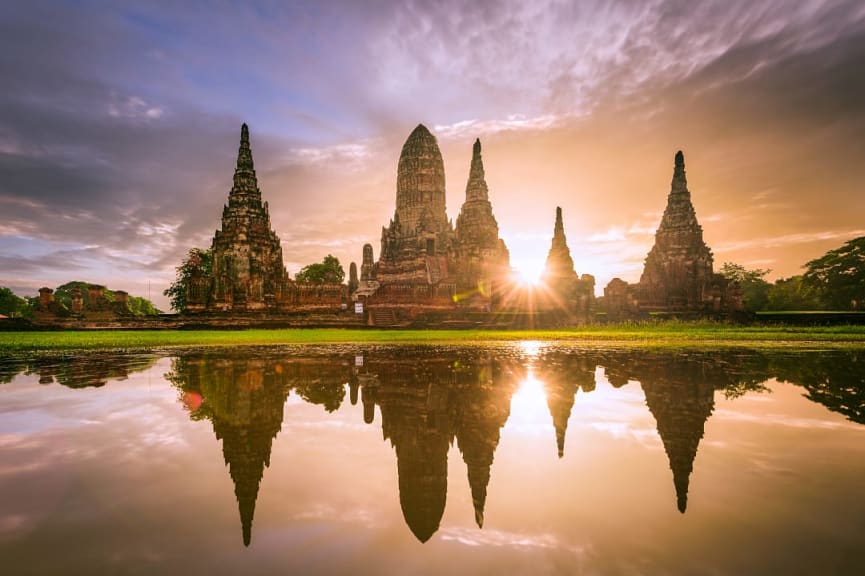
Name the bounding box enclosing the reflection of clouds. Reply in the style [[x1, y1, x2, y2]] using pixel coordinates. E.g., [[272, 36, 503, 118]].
[[714, 410, 865, 432], [440, 526, 588, 556], [587, 422, 660, 447], [292, 503, 383, 528]]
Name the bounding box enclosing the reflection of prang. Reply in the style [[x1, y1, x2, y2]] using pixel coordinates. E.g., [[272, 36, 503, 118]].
[[597, 352, 735, 513], [166, 356, 294, 546], [167, 354, 352, 545], [361, 353, 520, 541], [537, 354, 597, 458], [151, 347, 865, 547], [370, 358, 453, 543], [642, 378, 714, 513], [452, 356, 519, 527]]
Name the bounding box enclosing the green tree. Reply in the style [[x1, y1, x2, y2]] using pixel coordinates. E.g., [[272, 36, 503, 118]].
[[803, 237, 865, 310], [719, 262, 771, 311], [766, 275, 824, 311], [164, 248, 213, 313], [295, 254, 345, 284], [0, 287, 30, 317]]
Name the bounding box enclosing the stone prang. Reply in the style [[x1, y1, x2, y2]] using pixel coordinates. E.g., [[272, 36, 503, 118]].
[[455, 138, 510, 294], [208, 124, 289, 311], [638, 151, 714, 310]]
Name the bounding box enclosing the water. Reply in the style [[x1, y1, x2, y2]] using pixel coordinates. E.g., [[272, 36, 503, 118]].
[[1, 345, 863, 575]]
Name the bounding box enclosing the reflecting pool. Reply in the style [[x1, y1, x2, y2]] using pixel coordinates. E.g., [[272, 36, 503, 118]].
[[1, 345, 863, 574]]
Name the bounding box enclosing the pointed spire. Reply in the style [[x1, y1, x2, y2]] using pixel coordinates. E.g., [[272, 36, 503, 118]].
[[464, 137, 489, 202], [556, 424, 566, 459], [554, 207, 564, 241], [671, 150, 687, 195], [674, 468, 689, 513], [229, 123, 259, 203], [543, 206, 576, 280], [236, 123, 255, 173]]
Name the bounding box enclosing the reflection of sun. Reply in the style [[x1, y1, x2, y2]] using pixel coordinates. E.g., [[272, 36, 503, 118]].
[[506, 369, 553, 430], [519, 340, 543, 359]]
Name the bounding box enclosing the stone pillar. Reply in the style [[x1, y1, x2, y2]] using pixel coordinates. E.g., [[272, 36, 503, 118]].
[[71, 288, 84, 313], [349, 262, 359, 294], [361, 243, 375, 281], [88, 284, 104, 302], [38, 287, 54, 308]]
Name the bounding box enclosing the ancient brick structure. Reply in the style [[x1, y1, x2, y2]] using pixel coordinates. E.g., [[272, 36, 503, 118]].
[[377, 124, 453, 288], [187, 124, 348, 313], [638, 151, 714, 310], [538, 207, 595, 321], [454, 139, 510, 300], [206, 124, 289, 311], [364, 126, 511, 321], [604, 151, 743, 317]]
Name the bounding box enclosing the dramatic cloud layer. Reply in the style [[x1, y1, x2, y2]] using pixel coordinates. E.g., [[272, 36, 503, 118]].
[[1, 0, 863, 309]]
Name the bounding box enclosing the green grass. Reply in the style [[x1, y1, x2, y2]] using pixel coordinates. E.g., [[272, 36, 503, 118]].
[[2, 323, 865, 353]]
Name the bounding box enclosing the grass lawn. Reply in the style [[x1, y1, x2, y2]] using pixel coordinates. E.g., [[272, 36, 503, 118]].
[[2, 323, 865, 353]]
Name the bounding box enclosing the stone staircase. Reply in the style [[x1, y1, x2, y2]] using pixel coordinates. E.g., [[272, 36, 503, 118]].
[[370, 308, 398, 326]]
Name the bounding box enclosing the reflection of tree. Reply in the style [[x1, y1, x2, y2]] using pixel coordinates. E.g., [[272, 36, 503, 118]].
[[771, 351, 865, 425]]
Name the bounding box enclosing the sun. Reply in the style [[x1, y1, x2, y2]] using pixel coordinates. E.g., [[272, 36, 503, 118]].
[[512, 262, 545, 286]]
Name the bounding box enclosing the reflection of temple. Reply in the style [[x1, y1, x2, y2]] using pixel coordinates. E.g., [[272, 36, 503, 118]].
[[167, 356, 292, 546], [25, 355, 156, 389], [642, 377, 714, 513], [166, 354, 354, 545], [360, 352, 520, 541], [451, 356, 520, 527], [536, 353, 597, 458], [151, 347, 865, 545], [598, 351, 744, 513]]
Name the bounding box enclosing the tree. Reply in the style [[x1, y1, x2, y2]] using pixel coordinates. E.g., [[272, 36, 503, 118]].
[[803, 236, 865, 310], [719, 262, 771, 311], [164, 248, 213, 312], [295, 254, 345, 284], [0, 287, 29, 317], [766, 276, 824, 311]]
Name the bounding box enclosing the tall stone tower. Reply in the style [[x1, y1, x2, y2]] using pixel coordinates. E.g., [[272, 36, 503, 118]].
[[378, 124, 454, 285], [639, 151, 714, 310], [543, 207, 578, 284], [209, 124, 288, 311], [455, 139, 510, 292]]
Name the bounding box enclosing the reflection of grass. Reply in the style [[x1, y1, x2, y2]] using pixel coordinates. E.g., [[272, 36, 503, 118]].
[[2, 323, 865, 352]]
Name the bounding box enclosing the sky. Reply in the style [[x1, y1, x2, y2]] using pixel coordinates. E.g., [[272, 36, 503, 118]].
[[1, 0, 864, 311]]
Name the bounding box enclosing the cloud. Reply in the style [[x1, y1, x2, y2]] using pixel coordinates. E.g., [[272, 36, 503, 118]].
[[1, 0, 864, 308]]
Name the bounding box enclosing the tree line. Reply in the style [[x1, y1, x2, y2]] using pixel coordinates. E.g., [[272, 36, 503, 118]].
[[719, 236, 865, 311]]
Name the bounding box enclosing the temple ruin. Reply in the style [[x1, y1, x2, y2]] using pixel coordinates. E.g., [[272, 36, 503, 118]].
[[536, 207, 596, 323], [358, 125, 510, 323], [604, 151, 743, 318], [186, 124, 347, 313]]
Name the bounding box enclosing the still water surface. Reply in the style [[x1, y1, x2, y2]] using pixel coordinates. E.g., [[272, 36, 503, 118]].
[[1, 344, 863, 575]]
